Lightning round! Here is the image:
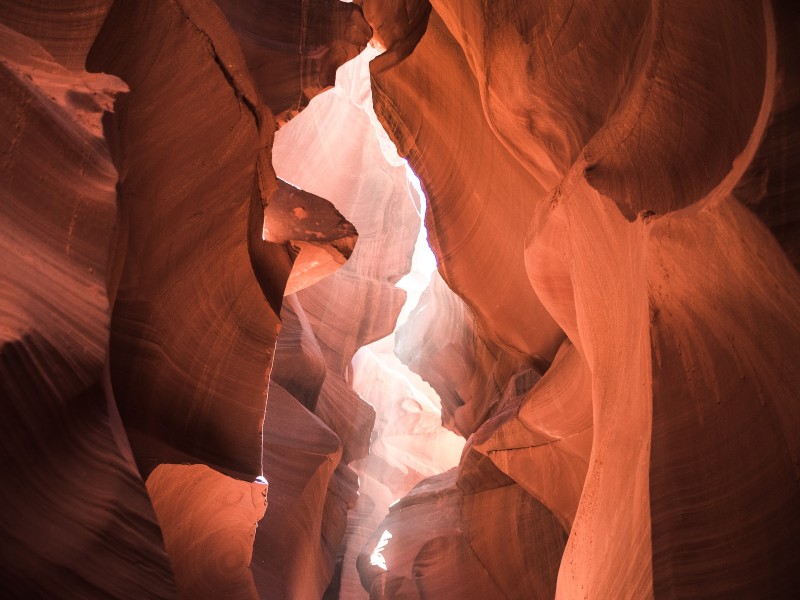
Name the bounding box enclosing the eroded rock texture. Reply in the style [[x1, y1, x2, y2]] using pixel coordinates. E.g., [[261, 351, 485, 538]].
[[2, 0, 800, 599], [1, 0, 362, 598], [216, 0, 371, 124], [254, 47, 462, 600], [361, 1, 800, 598], [397, 270, 539, 438], [0, 20, 176, 598], [358, 467, 566, 600]]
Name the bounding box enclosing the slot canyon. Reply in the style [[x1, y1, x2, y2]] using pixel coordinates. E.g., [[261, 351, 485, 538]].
[[1, 0, 799, 598]]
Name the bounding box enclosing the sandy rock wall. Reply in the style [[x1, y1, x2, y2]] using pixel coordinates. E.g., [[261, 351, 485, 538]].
[[0, 19, 177, 598], [1, 0, 367, 597], [2, 0, 799, 598], [362, 0, 800, 598]]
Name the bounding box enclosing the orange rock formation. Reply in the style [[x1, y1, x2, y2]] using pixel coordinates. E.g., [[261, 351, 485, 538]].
[[1, 1, 798, 599]]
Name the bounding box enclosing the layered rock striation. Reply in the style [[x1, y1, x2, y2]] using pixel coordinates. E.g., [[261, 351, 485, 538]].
[[2, 1, 799, 599], [362, 1, 800, 598]]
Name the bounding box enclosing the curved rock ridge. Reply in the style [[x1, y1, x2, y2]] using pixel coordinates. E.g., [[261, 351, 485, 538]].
[[363, 0, 800, 598], [396, 270, 538, 438], [358, 467, 566, 600], [371, 8, 566, 365], [4, 0, 365, 597], [255, 44, 463, 599], [216, 0, 372, 124], [147, 464, 268, 599], [265, 178, 358, 296], [356, 0, 431, 66], [733, 0, 800, 269], [469, 338, 592, 530], [253, 381, 351, 600], [0, 21, 175, 597], [2, 1, 800, 599], [85, 2, 366, 598], [87, 0, 280, 481], [0, 1, 113, 71]]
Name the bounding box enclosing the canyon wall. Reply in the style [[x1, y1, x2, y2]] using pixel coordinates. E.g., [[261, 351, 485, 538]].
[[2, 1, 799, 599], [362, 1, 800, 598]]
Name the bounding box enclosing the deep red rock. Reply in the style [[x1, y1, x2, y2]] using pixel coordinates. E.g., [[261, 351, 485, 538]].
[[0, 22, 175, 597]]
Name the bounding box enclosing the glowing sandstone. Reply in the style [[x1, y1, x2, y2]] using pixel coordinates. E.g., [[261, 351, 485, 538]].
[[1, 0, 799, 598], [363, 0, 800, 598]]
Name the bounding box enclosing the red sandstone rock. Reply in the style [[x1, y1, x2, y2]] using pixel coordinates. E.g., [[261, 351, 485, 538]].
[[0, 1, 113, 71], [2, 1, 800, 598], [470, 338, 592, 530], [87, 0, 285, 481], [0, 21, 175, 597], [216, 0, 371, 123], [265, 178, 357, 296], [358, 467, 566, 600], [364, 1, 800, 598], [371, 9, 566, 365], [356, 0, 430, 62], [147, 464, 267, 599], [252, 382, 353, 599], [396, 271, 536, 437]]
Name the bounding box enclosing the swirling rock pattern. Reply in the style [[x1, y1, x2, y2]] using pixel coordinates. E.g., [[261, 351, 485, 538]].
[[3, 0, 800, 598], [216, 0, 371, 123], [469, 338, 592, 530], [396, 271, 536, 438], [0, 1, 113, 71], [87, 0, 287, 480], [0, 20, 175, 597], [146, 464, 268, 599], [2, 0, 362, 597], [254, 381, 351, 599], [370, 9, 567, 364], [358, 468, 566, 600], [363, 0, 800, 598]]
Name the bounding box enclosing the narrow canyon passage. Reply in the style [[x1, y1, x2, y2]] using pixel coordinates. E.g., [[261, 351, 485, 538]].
[[263, 45, 464, 599], [1, 1, 800, 599]]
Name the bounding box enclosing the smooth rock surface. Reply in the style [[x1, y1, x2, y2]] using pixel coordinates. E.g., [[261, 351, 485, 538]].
[[0, 21, 175, 597], [2, 1, 799, 599]]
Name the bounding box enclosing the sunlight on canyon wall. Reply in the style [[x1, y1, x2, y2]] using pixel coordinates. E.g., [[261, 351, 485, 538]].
[[269, 44, 463, 599], [2, 2, 799, 598]]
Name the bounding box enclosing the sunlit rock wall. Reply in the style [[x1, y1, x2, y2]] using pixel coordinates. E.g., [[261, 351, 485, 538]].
[[362, 0, 800, 598], [260, 47, 462, 600], [2, 0, 799, 599]]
